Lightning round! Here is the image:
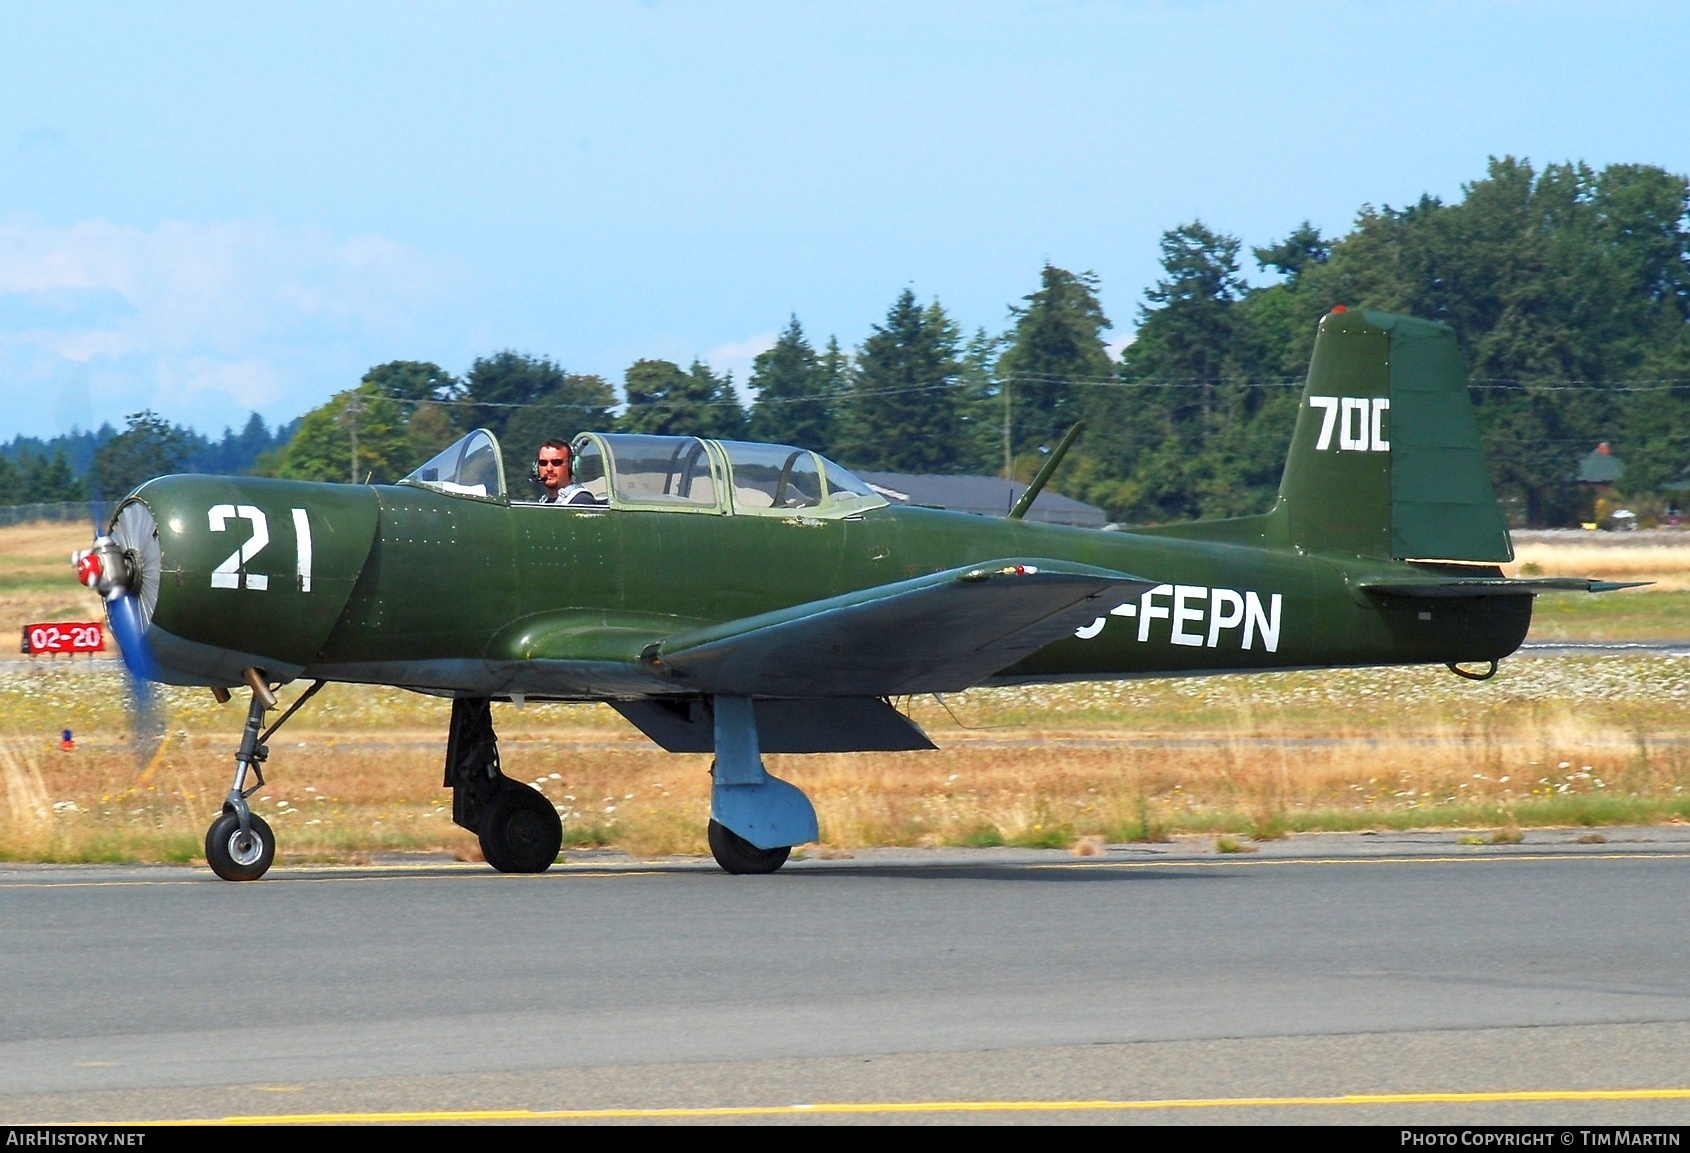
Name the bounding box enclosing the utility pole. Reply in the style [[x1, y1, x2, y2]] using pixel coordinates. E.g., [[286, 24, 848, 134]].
[[1002, 377, 1012, 480], [345, 396, 360, 485]]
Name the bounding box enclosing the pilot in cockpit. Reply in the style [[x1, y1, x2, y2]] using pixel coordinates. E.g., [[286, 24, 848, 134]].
[[534, 438, 596, 505]]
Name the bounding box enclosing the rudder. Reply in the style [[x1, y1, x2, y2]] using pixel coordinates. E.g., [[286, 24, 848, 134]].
[[1276, 309, 1511, 563]]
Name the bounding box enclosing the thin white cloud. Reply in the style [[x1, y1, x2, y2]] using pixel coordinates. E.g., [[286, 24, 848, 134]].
[[0, 215, 454, 435], [704, 330, 777, 405]]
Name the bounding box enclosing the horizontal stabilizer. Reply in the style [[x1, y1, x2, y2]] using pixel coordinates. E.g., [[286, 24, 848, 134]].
[[1361, 576, 1649, 597], [647, 558, 1153, 697]]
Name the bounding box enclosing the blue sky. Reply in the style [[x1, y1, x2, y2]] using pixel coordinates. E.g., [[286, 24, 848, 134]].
[[3, 1, 1687, 438]]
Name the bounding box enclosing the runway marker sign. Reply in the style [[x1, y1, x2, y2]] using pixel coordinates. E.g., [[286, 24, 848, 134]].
[[21, 622, 103, 655]]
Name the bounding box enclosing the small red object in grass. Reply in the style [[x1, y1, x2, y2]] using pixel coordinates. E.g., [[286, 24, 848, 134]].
[[61, 729, 74, 752]]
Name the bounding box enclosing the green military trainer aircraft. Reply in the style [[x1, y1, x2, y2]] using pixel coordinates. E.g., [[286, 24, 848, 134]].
[[72, 309, 1635, 880]]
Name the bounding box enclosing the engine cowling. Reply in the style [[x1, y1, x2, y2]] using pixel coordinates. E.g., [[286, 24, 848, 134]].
[[106, 476, 380, 686]]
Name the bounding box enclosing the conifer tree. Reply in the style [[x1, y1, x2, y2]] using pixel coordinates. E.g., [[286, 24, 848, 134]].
[[836, 289, 964, 472], [995, 264, 1113, 459], [747, 316, 833, 451]]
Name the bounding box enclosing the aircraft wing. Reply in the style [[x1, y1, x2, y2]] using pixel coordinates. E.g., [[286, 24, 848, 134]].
[[1360, 576, 1649, 597], [645, 558, 1154, 697]]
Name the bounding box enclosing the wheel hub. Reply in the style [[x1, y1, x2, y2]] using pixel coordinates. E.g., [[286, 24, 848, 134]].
[[506, 810, 546, 848], [227, 829, 264, 867]]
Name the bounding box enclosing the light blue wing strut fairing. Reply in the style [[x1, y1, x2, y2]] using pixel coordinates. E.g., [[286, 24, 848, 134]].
[[709, 695, 819, 850]]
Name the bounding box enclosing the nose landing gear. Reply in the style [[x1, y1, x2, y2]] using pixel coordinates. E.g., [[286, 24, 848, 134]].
[[203, 671, 325, 882]]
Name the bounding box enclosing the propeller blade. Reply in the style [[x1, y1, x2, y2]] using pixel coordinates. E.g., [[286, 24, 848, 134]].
[[107, 590, 158, 683], [106, 590, 164, 754]]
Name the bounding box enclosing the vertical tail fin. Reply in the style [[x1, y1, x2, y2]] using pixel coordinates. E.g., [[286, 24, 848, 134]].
[[1277, 309, 1512, 563]]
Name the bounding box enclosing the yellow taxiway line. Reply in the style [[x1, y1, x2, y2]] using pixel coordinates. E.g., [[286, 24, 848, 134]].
[[117, 1088, 1690, 1124]]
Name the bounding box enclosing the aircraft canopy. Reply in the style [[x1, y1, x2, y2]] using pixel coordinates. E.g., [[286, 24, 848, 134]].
[[403, 429, 883, 517]]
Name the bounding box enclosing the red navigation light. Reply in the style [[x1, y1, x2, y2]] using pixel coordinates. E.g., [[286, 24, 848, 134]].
[[1332, 304, 1348, 313]]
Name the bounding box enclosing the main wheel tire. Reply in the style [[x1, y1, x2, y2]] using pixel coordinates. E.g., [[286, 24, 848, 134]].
[[707, 819, 791, 874], [205, 810, 276, 882], [479, 782, 563, 873]]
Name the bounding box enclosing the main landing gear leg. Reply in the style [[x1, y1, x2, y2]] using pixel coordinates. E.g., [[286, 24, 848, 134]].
[[445, 697, 561, 874], [707, 696, 817, 875], [204, 669, 280, 882]]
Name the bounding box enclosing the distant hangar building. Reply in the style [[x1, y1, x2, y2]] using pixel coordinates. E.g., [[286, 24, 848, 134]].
[[851, 471, 1109, 528]]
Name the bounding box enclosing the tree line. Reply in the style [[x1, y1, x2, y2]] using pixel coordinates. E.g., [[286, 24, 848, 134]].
[[0, 414, 296, 506], [270, 157, 1690, 526], [14, 157, 1689, 526]]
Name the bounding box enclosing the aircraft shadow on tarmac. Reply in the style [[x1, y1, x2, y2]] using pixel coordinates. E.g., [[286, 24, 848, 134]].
[[773, 862, 1227, 884], [265, 860, 1234, 885]]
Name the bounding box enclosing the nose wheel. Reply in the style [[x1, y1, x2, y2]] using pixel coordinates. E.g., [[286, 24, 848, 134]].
[[205, 809, 276, 882]]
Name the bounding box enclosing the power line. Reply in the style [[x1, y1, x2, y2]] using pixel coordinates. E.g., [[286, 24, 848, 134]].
[[368, 371, 1690, 415]]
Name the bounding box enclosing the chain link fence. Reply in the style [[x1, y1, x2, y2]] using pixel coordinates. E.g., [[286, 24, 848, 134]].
[[0, 502, 114, 529]]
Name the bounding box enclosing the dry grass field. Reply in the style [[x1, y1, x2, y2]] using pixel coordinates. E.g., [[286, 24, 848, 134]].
[[0, 522, 109, 656], [1510, 532, 1690, 638], [1509, 531, 1690, 590], [2, 520, 1686, 864]]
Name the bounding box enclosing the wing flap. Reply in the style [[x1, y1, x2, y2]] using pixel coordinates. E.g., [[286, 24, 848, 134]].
[[612, 696, 937, 753], [648, 558, 1153, 696]]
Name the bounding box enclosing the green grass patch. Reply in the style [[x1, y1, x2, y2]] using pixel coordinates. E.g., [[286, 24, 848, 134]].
[[955, 824, 1006, 848], [1146, 793, 1690, 838], [561, 824, 616, 848], [1109, 796, 1169, 843], [1528, 590, 1690, 642], [1008, 825, 1073, 850], [0, 831, 201, 864]]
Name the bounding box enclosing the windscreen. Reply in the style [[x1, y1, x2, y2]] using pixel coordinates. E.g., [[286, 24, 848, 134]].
[[820, 456, 878, 500], [719, 441, 822, 511], [456, 432, 504, 498], [403, 430, 505, 498]]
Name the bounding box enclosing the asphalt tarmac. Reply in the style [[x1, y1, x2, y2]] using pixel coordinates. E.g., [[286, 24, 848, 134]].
[[2, 830, 1688, 1125]]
